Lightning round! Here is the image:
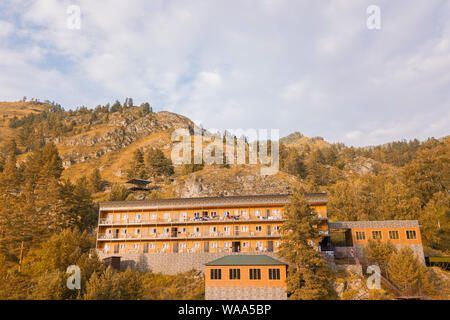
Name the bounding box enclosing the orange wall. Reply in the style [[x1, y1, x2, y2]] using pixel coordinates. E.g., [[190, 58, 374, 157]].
[[96, 203, 328, 254], [205, 265, 287, 287], [350, 227, 422, 245]]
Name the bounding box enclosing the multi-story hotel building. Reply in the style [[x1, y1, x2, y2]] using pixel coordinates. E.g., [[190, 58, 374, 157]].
[[97, 193, 328, 255], [96, 193, 328, 273]]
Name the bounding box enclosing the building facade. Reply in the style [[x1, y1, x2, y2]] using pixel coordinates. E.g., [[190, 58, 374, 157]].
[[96, 193, 328, 256], [328, 220, 425, 264], [95, 193, 328, 272], [204, 255, 288, 300]]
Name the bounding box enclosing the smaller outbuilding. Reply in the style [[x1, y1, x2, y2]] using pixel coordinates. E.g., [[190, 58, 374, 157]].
[[204, 255, 287, 300]]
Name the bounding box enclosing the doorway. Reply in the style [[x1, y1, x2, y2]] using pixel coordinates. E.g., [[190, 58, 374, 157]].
[[232, 241, 241, 253]]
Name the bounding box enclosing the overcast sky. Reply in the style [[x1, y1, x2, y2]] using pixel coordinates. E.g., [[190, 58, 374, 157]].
[[0, 0, 448, 146]]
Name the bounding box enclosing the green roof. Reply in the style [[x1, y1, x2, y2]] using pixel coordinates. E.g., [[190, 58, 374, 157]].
[[205, 255, 287, 266]]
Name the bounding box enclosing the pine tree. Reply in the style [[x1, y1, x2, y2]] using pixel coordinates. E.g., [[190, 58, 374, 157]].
[[145, 148, 174, 179], [127, 149, 147, 179], [109, 184, 130, 201], [362, 239, 397, 273], [386, 247, 435, 297], [88, 168, 104, 193], [278, 191, 332, 299], [84, 267, 122, 300]]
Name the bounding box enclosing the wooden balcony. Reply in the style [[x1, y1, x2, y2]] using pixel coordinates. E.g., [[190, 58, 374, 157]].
[[97, 231, 282, 241]]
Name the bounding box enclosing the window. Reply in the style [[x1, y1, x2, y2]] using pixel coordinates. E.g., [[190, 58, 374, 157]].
[[120, 244, 125, 249], [269, 268, 281, 280], [255, 210, 261, 217], [224, 211, 230, 216], [133, 244, 139, 249], [241, 226, 248, 232], [121, 229, 127, 234], [241, 210, 247, 216], [150, 228, 156, 234], [194, 212, 200, 218], [151, 213, 157, 220], [193, 242, 200, 248], [180, 243, 186, 249], [162, 243, 169, 249], [406, 230, 417, 239], [224, 242, 230, 248], [242, 241, 249, 248], [211, 242, 218, 248], [389, 230, 399, 240], [275, 241, 281, 247], [105, 244, 110, 251], [210, 226, 217, 232], [194, 227, 200, 233], [255, 226, 262, 232], [229, 268, 240, 280], [356, 231, 365, 240], [122, 214, 128, 220], [274, 226, 280, 232], [179, 227, 186, 233], [372, 231, 382, 240], [164, 213, 170, 219], [224, 226, 230, 232], [149, 243, 155, 249], [256, 241, 263, 248], [134, 228, 140, 234], [211, 211, 217, 217], [249, 268, 261, 280], [135, 214, 141, 221], [210, 269, 221, 280], [163, 228, 170, 234]]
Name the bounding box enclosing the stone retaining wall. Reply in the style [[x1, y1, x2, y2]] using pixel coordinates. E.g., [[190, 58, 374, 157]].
[[98, 251, 284, 274], [205, 286, 287, 300]]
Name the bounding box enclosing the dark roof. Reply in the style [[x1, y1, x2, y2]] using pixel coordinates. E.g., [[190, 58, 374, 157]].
[[205, 255, 287, 266], [328, 220, 420, 229], [99, 193, 327, 210], [126, 179, 151, 185]]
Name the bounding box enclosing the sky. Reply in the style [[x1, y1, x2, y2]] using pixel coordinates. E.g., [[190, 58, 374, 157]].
[[0, 0, 449, 147]]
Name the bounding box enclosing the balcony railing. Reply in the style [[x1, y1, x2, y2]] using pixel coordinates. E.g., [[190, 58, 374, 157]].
[[97, 245, 276, 255], [98, 215, 285, 226], [97, 231, 281, 241]]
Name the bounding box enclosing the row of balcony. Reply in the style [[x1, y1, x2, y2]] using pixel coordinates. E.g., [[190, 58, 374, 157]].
[[98, 215, 285, 226], [97, 246, 275, 255], [97, 231, 282, 241]]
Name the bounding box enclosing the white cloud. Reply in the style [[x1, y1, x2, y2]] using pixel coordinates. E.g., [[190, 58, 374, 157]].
[[0, 20, 14, 37], [281, 81, 307, 103], [0, 0, 448, 146]]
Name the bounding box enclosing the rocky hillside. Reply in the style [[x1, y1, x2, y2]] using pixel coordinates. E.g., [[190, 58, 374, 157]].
[[280, 131, 332, 151], [0, 100, 445, 203], [174, 166, 301, 198]]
